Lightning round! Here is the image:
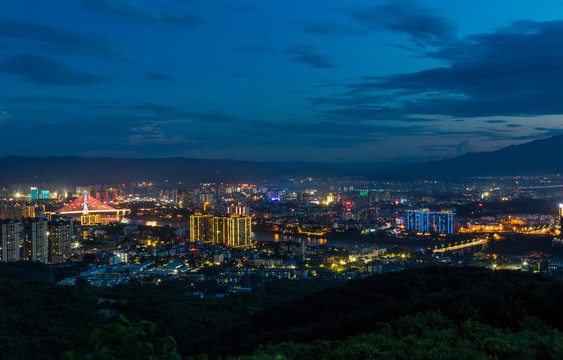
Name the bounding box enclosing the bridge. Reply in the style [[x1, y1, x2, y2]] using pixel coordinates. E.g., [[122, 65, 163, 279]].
[[432, 239, 488, 254]]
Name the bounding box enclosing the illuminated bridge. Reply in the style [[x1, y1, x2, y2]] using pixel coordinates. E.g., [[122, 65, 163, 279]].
[[432, 239, 488, 254]]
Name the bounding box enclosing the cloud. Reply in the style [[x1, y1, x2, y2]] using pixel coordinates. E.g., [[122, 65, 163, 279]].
[[350, 1, 458, 43], [309, 19, 563, 125], [0, 17, 124, 60], [144, 71, 175, 82], [455, 139, 473, 155], [81, 0, 204, 26], [284, 44, 337, 68], [91, 102, 247, 125], [0, 107, 10, 122], [0, 54, 109, 85]]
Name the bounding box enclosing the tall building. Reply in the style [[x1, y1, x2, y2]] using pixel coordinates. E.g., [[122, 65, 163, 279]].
[[30, 187, 38, 200], [227, 216, 252, 246], [213, 216, 230, 243], [21, 218, 49, 264], [190, 214, 252, 246], [0, 219, 21, 262], [106, 188, 118, 202], [0, 203, 36, 219], [435, 211, 456, 234], [48, 219, 72, 264], [40, 190, 50, 200], [405, 209, 456, 234], [190, 215, 213, 242], [405, 209, 434, 232], [559, 204, 563, 228]]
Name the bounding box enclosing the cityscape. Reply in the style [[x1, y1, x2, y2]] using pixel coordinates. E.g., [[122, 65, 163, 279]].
[[2, 174, 563, 292], [2, 0, 563, 359]]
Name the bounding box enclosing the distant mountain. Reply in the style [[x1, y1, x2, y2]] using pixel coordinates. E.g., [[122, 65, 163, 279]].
[[394, 135, 563, 177], [0, 156, 348, 185]]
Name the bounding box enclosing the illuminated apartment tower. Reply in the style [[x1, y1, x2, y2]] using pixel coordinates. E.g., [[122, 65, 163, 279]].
[[21, 218, 49, 264], [560, 204, 563, 228], [190, 215, 213, 242], [0, 219, 21, 262], [0, 204, 35, 219], [30, 187, 38, 200], [435, 211, 456, 234], [405, 209, 434, 232], [405, 209, 456, 234], [48, 219, 71, 264], [106, 188, 118, 203], [227, 216, 252, 246], [213, 216, 230, 243]]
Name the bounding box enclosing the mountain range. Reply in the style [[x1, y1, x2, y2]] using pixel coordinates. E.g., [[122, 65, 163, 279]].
[[393, 135, 563, 177], [1, 135, 562, 184]]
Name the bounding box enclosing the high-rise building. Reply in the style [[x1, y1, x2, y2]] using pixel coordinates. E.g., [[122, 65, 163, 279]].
[[0, 203, 36, 219], [435, 211, 456, 234], [48, 219, 72, 264], [30, 187, 38, 200], [405, 209, 455, 234], [190, 214, 252, 246], [40, 190, 50, 200], [559, 204, 563, 228], [405, 209, 435, 232], [106, 188, 118, 203], [21, 218, 49, 264], [0, 219, 21, 262], [228, 216, 252, 246], [190, 215, 213, 242], [213, 216, 230, 243]]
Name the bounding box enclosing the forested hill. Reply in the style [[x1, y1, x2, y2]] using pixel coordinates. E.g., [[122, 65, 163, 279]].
[[1, 264, 563, 359]]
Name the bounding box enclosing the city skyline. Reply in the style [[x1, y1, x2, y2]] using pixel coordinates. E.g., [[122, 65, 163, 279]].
[[2, 0, 563, 163]]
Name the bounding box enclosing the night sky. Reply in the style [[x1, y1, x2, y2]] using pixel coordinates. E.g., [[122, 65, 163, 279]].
[[2, 0, 563, 163]]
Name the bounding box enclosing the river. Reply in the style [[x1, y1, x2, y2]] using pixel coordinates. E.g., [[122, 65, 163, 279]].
[[252, 229, 438, 252]]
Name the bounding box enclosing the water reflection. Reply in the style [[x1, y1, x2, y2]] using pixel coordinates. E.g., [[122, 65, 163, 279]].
[[253, 229, 433, 251]]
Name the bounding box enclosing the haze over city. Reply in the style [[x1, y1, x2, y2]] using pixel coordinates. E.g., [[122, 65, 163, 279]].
[[2, 0, 563, 162]]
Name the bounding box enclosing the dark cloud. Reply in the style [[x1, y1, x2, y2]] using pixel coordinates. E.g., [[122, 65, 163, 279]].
[[350, 1, 458, 42], [320, 106, 440, 122], [92, 102, 245, 125], [506, 124, 522, 128], [0, 54, 109, 85], [0, 17, 124, 60], [144, 71, 175, 82], [284, 44, 337, 68], [232, 44, 276, 54], [81, 0, 204, 26], [309, 19, 563, 124], [484, 120, 507, 124]]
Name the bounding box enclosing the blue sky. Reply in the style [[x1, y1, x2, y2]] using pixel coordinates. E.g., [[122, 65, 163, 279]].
[[2, 0, 563, 163]]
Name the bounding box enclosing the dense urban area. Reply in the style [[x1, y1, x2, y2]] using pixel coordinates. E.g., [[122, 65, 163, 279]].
[[1, 174, 563, 296]]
